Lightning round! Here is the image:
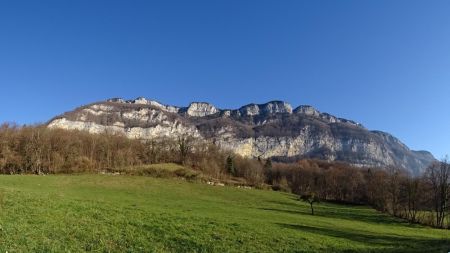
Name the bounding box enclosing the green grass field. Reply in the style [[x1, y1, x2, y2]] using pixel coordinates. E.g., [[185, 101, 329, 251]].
[[0, 174, 449, 252]]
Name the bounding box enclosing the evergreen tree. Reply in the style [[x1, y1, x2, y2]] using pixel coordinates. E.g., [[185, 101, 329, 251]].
[[263, 158, 273, 184], [264, 158, 272, 170], [226, 155, 235, 176], [257, 156, 262, 164]]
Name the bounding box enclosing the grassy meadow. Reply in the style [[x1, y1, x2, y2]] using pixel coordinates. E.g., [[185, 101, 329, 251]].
[[0, 172, 448, 252]]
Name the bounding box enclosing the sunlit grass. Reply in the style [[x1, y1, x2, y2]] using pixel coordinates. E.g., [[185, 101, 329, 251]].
[[0, 174, 448, 252]]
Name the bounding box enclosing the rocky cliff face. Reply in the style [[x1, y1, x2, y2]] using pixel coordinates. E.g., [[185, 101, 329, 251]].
[[47, 97, 435, 175]]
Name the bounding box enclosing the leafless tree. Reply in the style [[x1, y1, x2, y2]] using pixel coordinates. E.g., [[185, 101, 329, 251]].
[[401, 176, 421, 223], [177, 135, 193, 165], [425, 158, 450, 228], [300, 192, 320, 215]]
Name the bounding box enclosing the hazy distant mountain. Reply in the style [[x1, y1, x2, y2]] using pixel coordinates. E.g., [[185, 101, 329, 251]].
[[48, 97, 435, 175]]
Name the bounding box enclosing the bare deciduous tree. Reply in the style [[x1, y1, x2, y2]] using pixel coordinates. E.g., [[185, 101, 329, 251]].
[[425, 158, 450, 228], [300, 192, 320, 215], [177, 135, 193, 165]]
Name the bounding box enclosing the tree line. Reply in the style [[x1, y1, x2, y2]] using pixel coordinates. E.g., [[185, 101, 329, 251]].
[[0, 124, 264, 184], [264, 158, 450, 228], [0, 123, 449, 228]]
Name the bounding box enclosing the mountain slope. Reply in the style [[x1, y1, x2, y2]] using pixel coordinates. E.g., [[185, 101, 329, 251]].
[[47, 97, 435, 174]]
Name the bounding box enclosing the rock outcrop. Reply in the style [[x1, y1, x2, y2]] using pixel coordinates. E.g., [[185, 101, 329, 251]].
[[47, 97, 435, 175], [184, 102, 218, 117]]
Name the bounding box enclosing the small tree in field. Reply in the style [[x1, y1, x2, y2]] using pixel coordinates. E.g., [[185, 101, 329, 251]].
[[300, 192, 320, 215]]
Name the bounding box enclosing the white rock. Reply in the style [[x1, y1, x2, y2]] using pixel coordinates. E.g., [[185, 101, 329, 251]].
[[186, 102, 218, 117]]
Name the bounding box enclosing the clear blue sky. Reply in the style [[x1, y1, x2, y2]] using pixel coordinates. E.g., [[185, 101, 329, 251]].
[[0, 0, 449, 158]]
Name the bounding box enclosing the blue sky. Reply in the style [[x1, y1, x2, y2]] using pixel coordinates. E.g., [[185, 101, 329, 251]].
[[0, 0, 449, 158]]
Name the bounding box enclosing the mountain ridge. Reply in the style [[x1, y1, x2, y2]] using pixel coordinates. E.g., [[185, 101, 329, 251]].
[[47, 97, 435, 175]]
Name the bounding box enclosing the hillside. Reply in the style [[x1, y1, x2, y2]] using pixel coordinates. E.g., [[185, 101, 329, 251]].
[[48, 98, 435, 175], [0, 174, 448, 252]]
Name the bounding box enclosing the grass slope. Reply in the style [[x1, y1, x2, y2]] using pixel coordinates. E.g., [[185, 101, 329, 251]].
[[0, 174, 448, 252]]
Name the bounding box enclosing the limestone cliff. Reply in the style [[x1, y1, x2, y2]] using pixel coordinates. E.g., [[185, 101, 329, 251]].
[[47, 97, 435, 175]]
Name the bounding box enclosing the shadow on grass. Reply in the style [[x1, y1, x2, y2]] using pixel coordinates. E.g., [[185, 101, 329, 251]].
[[277, 223, 450, 253], [316, 208, 406, 226], [262, 200, 408, 226], [260, 207, 310, 216], [260, 206, 404, 227]]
